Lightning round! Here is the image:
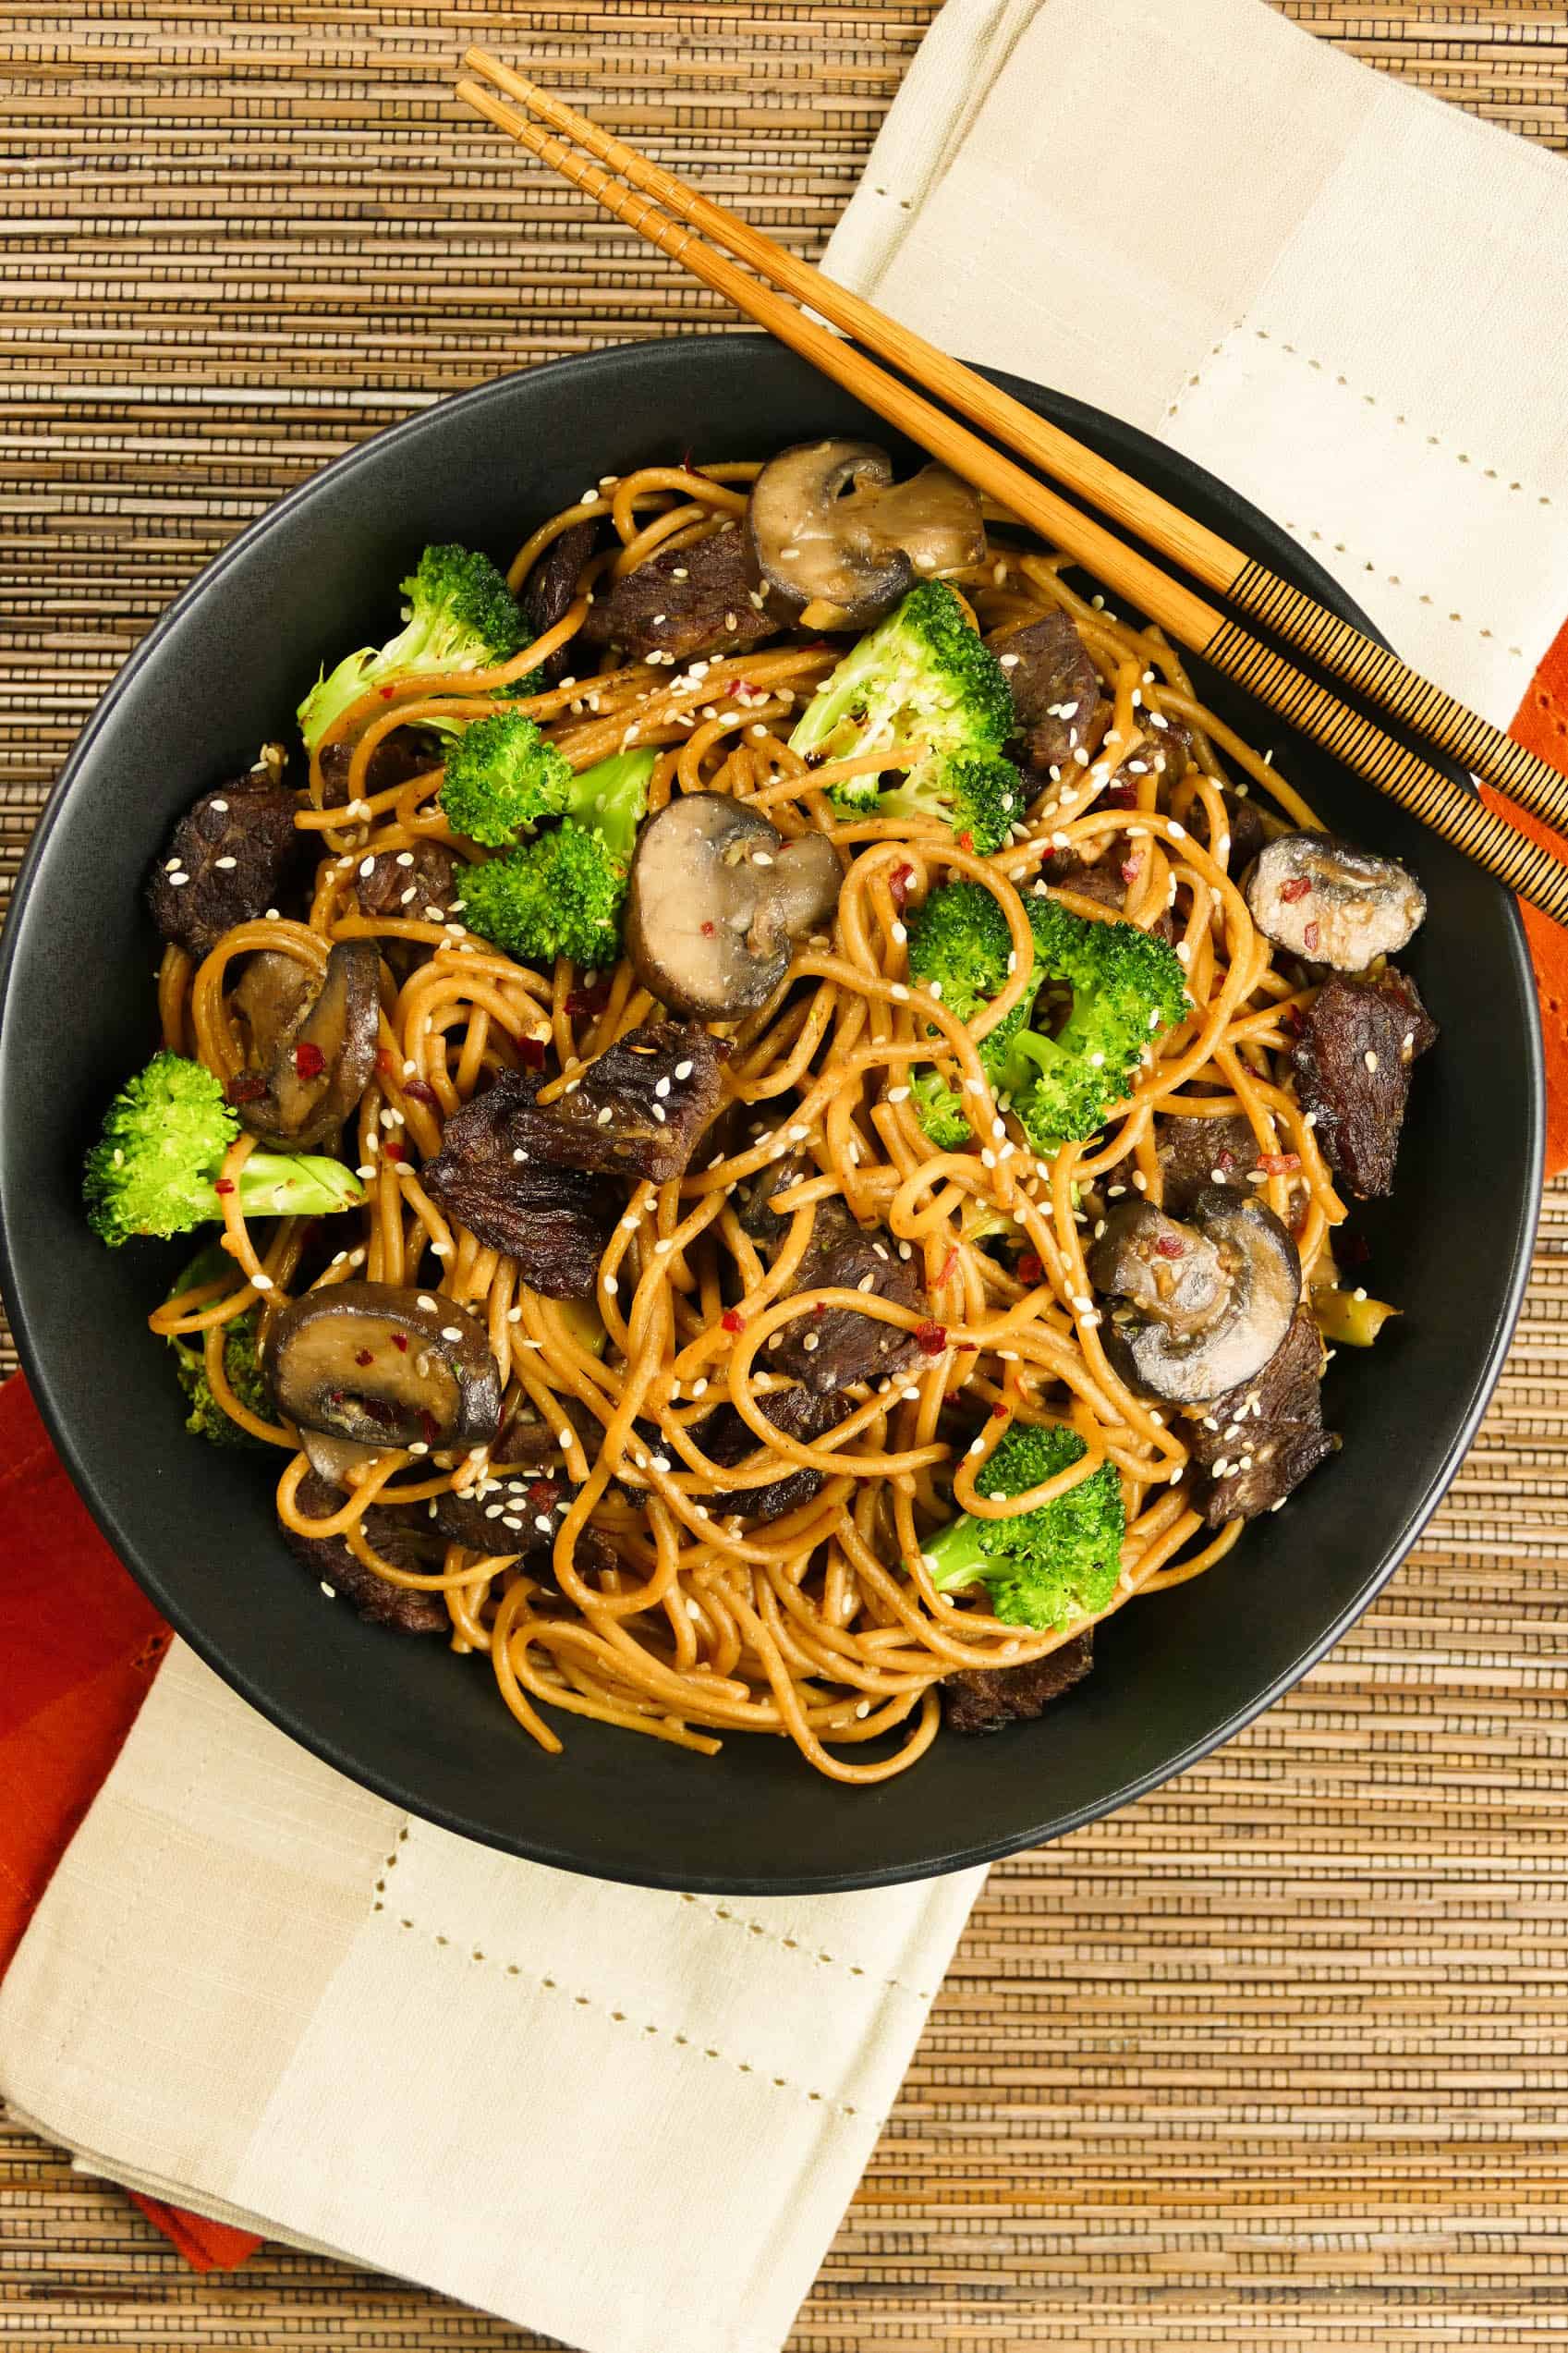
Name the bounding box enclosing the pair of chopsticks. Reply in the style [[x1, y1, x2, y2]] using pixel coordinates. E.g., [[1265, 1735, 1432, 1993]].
[[456, 49, 1568, 930]]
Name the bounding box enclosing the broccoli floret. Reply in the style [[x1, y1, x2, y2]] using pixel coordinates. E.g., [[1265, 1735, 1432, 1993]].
[[560, 746, 655, 863], [789, 583, 1017, 847], [83, 1053, 366, 1247], [439, 712, 574, 847], [298, 543, 529, 751], [458, 820, 627, 969], [996, 897, 1189, 1155], [923, 1422, 1124, 1631], [906, 882, 1037, 1149], [164, 1245, 271, 1446], [908, 1067, 975, 1152]]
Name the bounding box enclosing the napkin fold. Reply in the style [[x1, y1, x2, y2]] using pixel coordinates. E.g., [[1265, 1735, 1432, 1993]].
[[6, 5, 1568, 2348]]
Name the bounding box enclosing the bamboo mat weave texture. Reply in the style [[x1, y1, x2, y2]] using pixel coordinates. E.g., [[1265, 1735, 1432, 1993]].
[[3, 4, 1567, 2346]]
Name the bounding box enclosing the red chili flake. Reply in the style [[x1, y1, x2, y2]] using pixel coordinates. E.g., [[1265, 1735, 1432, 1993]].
[[294, 1040, 326, 1080], [700, 919, 716, 937], [679, 445, 701, 476], [380, 685, 396, 700], [1216, 1147, 1236, 1175], [888, 862, 914, 913], [1303, 921, 1320, 954], [529, 1480, 560, 1511], [913, 1321, 948, 1357], [419, 1408, 440, 1446], [936, 1246, 958, 1286], [404, 1078, 438, 1107], [517, 1036, 546, 1070], [354, 1348, 373, 1367], [814, 1300, 827, 1315], [375, 1046, 396, 1078], [1155, 1232, 1185, 1259], [565, 979, 612, 1018], [1281, 1006, 1305, 1038], [1106, 779, 1136, 809], [226, 1073, 267, 1104], [953, 1341, 977, 1353], [991, 1401, 1008, 1420], [1017, 1252, 1042, 1284], [391, 1333, 408, 1353], [955, 830, 975, 854], [1038, 843, 1055, 860], [1259, 1151, 1302, 1176], [1280, 876, 1312, 903], [721, 1310, 746, 1335], [1121, 859, 1141, 884], [383, 1140, 406, 1164]]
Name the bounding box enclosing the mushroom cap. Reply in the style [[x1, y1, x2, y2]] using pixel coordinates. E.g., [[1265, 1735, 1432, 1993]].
[[237, 936, 380, 1152], [746, 440, 985, 633], [263, 1281, 502, 1452], [1244, 831, 1426, 971], [625, 793, 841, 1019], [1091, 1187, 1301, 1407]]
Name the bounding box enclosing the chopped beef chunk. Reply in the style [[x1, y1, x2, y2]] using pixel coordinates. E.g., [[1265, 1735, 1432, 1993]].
[[354, 837, 460, 924], [945, 1630, 1094, 1735], [1188, 786, 1266, 872], [147, 776, 305, 956], [1051, 846, 1175, 943], [1180, 1306, 1338, 1525], [1156, 1113, 1259, 1213], [318, 727, 446, 809], [991, 611, 1109, 774], [432, 1469, 583, 1554], [541, 1020, 728, 1185], [581, 528, 774, 664], [423, 1071, 617, 1300], [699, 1384, 845, 1521], [1292, 967, 1436, 1199], [767, 1197, 924, 1395], [524, 518, 600, 684], [1107, 710, 1191, 797], [735, 1149, 813, 1241], [281, 1470, 449, 1632]]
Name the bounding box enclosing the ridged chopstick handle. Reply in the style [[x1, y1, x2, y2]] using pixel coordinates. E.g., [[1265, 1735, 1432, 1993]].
[[1222, 562, 1568, 834], [1204, 614, 1568, 922]]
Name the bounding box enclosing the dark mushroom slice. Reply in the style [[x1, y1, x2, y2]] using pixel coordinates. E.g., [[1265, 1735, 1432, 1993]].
[[944, 1630, 1094, 1735], [1089, 1186, 1301, 1408], [148, 772, 306, 957], [626, 794, 840, 1019], [300, 1429, 389, 1489], [749, 442, 987, 631], [280, 1470, 450, 1633], [230, 950, 317, 1069], [236, 938, 381, 1152], [1244, 831, 1426, 970], [264, 1281, 502, 1452]]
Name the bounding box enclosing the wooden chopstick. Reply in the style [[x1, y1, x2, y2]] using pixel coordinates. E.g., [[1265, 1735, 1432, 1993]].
[[463, 49, 1568, 845], [456, 65, 1568, 932]]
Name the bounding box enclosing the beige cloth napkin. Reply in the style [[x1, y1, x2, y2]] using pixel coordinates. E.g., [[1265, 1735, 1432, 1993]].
[[0, 1642, 982, 2353], [7, 6, 1568, 2348], [824, 0, 1568, 725]]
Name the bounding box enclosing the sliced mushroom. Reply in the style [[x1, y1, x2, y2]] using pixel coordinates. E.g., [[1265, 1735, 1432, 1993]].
[[300, 1429, 390, 1489], [231, 950, 317, 1069], [747, 440, 984, 632], [1244, 832, 1426, 970], [626, 794, 841, 1018], [264, 1281, 502, 1452], [237, 938, 380, 1152], [1089, 1186, 1301, 1407]]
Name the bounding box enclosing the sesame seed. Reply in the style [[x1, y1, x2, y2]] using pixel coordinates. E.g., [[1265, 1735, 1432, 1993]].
[[167, 872, 189, 888], [213, 855, 238, 872], [891, 982, 909, 1002], [250, 1273, 274, 1292], [652, 1103, 667, 1123], [886, 1085, 909, 1103], [210, 799, 228, 812], [1364, 1050, 1379, 1071], [597, 1104, 614, 1125]]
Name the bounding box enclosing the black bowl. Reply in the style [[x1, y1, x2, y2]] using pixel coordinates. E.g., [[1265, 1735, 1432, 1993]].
[[0, 337, 1541, 1892]]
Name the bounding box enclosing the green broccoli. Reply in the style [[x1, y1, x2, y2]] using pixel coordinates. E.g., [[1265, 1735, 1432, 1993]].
[[298, 543, 531, 752], [923, 1421, 1124, 1631], [996, 896, 1189, 1155], [789, 583, 1019, 850], [439, 718, 656, 861], [83, 1053, 365, 1247], [458, 819, 627, 970], [164, 1245, 271, 1446], [905, 881, 1037, 1148]]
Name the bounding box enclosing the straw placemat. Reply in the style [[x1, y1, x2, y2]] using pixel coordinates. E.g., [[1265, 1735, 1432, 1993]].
[[3, 5, 1566, 2346]]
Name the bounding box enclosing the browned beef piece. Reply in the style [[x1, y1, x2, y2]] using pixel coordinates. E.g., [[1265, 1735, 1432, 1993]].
[[699, 1384, 844, 1522], [537, 1020, 726, 1186], [581, 528, 774, 664], [432, 1467, 582, 1554], [1292, 967, 1436, 1199], [1188, 786, 1266, 872], [147, 776, 305, 956], [318, 727, 446, 810], [991, 611, 1109, 774], [768, 1197, 924, 1396], [1156, 1113, 1259, 1213], [423, 1072, 617, 1299], [1050, 846, 1176, 944], [280, 1470, 449, 1632], [945, 1630, 1094, 1735], [1180, 1307, 1338, 1526], [524, 518, 600, 684], [354, 837, 461, 924], [1103, 711, 1193, 801], [735, 1149, 813, 1241]]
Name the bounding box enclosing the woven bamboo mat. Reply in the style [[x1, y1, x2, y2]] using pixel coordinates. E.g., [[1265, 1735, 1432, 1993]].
[[4, 2, 1568, 2345]]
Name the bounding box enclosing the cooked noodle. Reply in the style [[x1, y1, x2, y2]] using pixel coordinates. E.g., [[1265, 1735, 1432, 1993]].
[[148, 458, 1348, 1783]]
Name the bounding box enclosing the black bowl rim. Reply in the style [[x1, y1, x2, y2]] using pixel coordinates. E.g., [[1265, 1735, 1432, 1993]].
[[0, 335, 1544, 1888]]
